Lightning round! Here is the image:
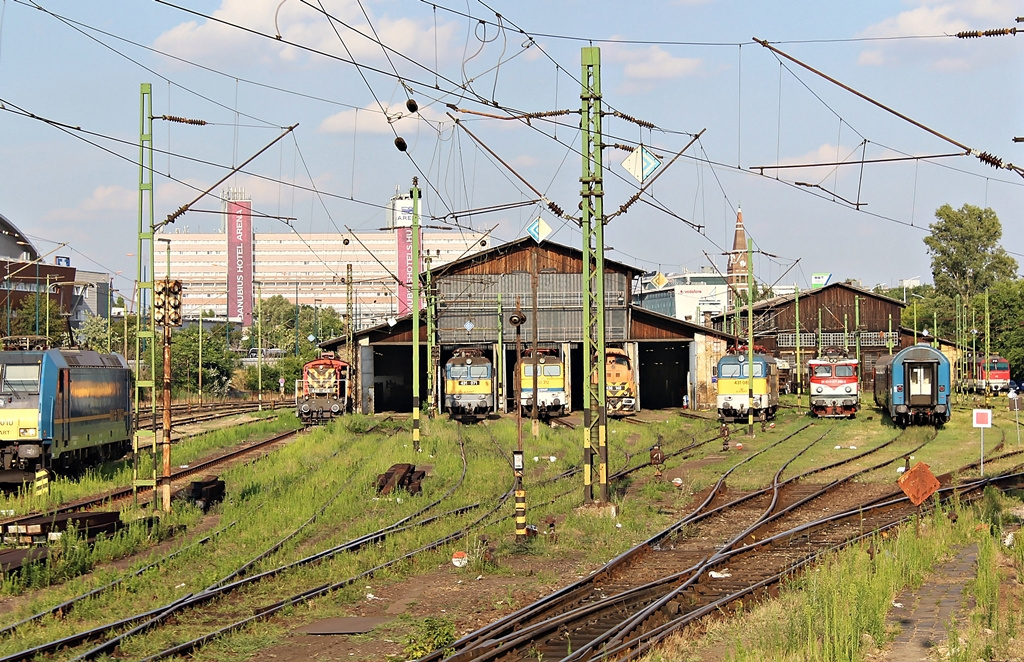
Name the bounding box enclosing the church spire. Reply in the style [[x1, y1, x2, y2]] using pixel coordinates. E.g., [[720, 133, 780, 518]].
[[727, 207, 749, 309]]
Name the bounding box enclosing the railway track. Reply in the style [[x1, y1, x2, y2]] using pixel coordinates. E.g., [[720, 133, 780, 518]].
[[416, 424, 974, 661], [0, 427, 302, 534]]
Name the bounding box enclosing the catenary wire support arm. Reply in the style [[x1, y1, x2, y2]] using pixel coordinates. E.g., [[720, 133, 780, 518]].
[[446, 112, 569, 221], [157, 124, 298, 229], [752, 38, 1022, 178], [607, 128, 705, 220]]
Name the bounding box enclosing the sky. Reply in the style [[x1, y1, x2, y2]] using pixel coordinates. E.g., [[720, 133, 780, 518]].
[[0, 0, 1021, 296]]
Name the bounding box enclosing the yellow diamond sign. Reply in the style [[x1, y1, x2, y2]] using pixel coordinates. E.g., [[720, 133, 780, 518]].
[[651, 272, 668, 289]]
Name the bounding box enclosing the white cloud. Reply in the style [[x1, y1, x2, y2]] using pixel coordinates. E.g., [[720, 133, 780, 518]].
[[856, 1, 1018, 70], [153, 0, 458, 69], [40, 185, 135, 223], [606, 44, 702, 81], [857, 50, 885, 66]]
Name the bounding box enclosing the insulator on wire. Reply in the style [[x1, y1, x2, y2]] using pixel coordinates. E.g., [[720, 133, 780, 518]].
[[977, 151, 1004, 168], [406, 98, 419, 113], [956, 27, 1016, 38], [158, 114, 207, 126], [394, 137, 408, 152]]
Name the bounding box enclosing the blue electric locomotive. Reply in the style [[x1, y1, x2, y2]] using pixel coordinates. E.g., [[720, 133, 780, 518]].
[[873, 343, 951, 426], [0, 349, 133, 484]]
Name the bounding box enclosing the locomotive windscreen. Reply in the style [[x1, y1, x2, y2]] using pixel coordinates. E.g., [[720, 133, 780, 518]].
[[1, 364, 40, 394]]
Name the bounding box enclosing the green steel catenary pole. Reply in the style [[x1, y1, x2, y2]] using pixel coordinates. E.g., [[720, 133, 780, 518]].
[[747, 238, 754, 436], [411, 178, 422, 451], [580, 46, 608, 503], [795, 283, 801, 396]]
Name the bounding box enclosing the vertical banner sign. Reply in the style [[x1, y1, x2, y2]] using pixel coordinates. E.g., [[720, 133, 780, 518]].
[[397, 227, 413, 316], [226, 200, 253, 326], [395, 225, 422, 317]]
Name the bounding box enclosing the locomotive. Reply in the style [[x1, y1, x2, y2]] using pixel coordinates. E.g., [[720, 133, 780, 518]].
[[966, 355, 1011, 393], [873, 343, 951, 426], [0, 349, 133, 485], [517, 348, 567, 418], [807, 349, 860, 418], [444, 347, 493, 423], [296, 354, 349, 425], [600, 347, 637, 417], [715, 347, 780, 423]]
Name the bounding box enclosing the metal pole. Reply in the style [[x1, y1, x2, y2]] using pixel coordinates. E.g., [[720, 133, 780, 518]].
[[580, 46, 608, 504], [855, 296, 861, 389], [795, 283, 801, 397], [514, 312, 526, 540], [107, 280, 112, 353], [746, 238, 754, 437], [257, 283, 263, 412], [161, 315, 172, 512], [411, 178, 422, 452], [294, 280, 299, 356], [914, 302, 918, 344], [346, 264, 355, 412], [933, 311, 938, 349], [843, 313, 848, 353], [985, 291, 991, 407], [817, 307, 822, 355], [425, 256, 436, 419], [496, 294, 503, 413], [888, 314, 893, 355], [198, 306, 203, 407], [34, 261, 39, 335], [531, 248, 539, 439]]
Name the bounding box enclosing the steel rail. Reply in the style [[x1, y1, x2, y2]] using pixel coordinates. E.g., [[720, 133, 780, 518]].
[[9, 430, 471, 661]]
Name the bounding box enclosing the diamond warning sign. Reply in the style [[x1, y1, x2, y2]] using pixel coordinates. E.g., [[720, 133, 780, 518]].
[[897, 461, 940, 506]]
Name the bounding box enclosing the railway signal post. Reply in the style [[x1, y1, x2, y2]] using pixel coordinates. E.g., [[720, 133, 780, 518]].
[[509, 306, 528, 540], [154, 277, 182, 512]]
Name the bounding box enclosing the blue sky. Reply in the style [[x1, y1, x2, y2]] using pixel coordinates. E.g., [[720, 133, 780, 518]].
[[0, 0, 1021, 295]]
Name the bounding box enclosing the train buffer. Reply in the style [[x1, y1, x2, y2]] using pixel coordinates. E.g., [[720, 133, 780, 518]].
[[177, 475, 226, 512], [375, 464, 426, 496]]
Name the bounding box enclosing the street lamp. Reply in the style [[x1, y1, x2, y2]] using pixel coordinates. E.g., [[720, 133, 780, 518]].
[[910, 293, 925, 344], [900, 275, 919, 303]]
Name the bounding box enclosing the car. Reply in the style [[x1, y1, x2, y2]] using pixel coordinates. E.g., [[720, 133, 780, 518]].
[[1009, 380, 1018, 394]]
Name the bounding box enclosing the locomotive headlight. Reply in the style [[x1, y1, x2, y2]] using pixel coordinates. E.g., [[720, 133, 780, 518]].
[[300, 404, 310, 413], [331, 404, 340, 413], [815, 386, 823, 394], [844, 386, 852, 393], [18, 427, 36, 437]]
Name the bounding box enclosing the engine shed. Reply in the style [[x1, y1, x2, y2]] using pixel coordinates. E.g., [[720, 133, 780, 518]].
[[710, 281, 927, 391], [321, 238, 733, 415]]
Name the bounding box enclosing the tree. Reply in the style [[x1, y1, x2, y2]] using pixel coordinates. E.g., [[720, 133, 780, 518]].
[[11, 294, 65, 346], [924, 204, 1017, 304]]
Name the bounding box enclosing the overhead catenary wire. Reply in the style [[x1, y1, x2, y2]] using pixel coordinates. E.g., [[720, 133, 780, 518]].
[[753, 37, 1023, 179]]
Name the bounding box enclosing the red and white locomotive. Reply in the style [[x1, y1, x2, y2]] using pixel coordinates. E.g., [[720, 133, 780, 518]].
[[807, 349, 859, 418], [296, 353, 349, 425]]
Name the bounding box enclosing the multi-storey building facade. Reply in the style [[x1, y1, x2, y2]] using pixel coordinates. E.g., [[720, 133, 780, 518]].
[[156, 193, 487, 330]]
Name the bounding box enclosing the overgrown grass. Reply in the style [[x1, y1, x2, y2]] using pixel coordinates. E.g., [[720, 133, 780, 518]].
[[1, 402, 1022, 661], [0, 410, 298, 515]]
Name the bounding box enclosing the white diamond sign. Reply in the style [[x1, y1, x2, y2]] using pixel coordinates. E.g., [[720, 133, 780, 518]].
[[622, 145, 661, 183], [526, 216, 551, 243], [464, 320, 475, 332]]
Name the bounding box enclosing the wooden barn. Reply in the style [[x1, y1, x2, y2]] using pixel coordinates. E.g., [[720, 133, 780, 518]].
[[711, 281, 915, 390], [321, 238, 733, 414]]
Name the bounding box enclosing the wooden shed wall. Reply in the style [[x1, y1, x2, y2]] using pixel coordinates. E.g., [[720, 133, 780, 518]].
[[766, 288, 902, 332]]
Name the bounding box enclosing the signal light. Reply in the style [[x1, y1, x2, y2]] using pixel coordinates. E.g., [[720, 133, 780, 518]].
[[508, 312, 526, 327], [153, 278, 183, 327]]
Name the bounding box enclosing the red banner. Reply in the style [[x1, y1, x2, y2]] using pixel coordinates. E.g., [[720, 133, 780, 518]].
[[226, 200, 253, 326], [396, 227, 413, 316]]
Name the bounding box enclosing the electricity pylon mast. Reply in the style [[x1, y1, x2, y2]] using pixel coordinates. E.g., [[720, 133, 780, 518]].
[[580, 47, 608, 504], [133, 83, 158, 503]]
